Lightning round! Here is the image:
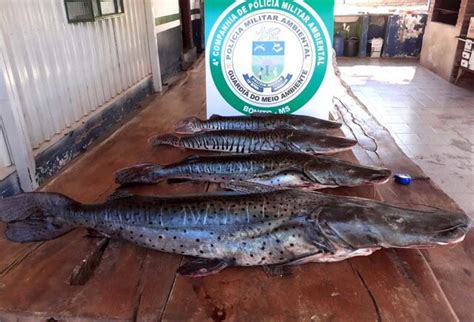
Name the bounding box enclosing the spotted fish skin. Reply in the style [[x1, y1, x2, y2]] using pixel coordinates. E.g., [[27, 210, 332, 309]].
[[1, 191, 469, 273], [0, 191, 324, 267], [115, 152, 392, 189], [175, 114, 342, 134], [69, 191, 324, 269], [150, 129, 357, 155]]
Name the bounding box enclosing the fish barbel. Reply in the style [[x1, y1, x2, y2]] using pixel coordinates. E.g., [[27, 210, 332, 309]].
[[115, 152, 392, 190], [0, 190, 469, 277], [175, 114, 342, 134], [150, 129, 357, 155]]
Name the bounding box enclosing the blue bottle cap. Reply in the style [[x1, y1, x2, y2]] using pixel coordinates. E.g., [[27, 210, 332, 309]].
[[394, 174, 412, 185]]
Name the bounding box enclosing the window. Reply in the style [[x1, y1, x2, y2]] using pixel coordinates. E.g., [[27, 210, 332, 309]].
[[64, 0, 124, 23], [431, 0, 461, 26]]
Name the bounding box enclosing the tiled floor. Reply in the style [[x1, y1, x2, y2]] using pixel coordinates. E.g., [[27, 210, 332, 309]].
[[338, 58, 474, 218]]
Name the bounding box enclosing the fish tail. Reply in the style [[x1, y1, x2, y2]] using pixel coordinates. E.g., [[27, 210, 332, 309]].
[[149, 134, 181, 147], [115, 163, 164, 185], [0, 192, 76, 243]]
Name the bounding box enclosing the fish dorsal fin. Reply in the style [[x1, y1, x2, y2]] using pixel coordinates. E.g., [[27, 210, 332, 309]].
[[107, 189, 134, 201], [209, 114, 224, 120], [177, 258, 231, 277]]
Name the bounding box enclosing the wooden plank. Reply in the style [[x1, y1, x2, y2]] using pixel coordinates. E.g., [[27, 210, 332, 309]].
[[0, 229, 101, 316], [163, 261, 380, 321]]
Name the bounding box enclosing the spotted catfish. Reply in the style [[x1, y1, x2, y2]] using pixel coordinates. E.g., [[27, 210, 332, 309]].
[[175, 114, 342, 134], [115, 152, 392, 190], [0, 190, 470, 277], [150, 129, 357, 155]]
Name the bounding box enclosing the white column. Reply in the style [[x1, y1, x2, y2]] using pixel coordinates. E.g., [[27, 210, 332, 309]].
[[0, 31, 38, 191], [144, 0, 163, 92]]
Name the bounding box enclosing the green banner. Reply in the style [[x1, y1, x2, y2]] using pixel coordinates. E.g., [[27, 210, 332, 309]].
[[205, 0, 334, 117]]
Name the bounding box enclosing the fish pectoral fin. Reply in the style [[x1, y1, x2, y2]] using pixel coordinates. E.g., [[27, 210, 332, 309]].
[[107, 189, 135, 201], [252, 168, 300, 179], [305, 215, 338, 254], [302, 160, 325, 183], [220, 181, 276, 193], [177, 258, 231, 277], [263, 264, 291, 277]]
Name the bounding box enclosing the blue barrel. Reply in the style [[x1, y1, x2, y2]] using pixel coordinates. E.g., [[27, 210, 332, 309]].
[[334, 36, 345, 57]]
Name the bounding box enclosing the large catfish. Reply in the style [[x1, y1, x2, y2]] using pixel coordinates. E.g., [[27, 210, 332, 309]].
[[115, 152, 392, 190], [150, 129, 357, 155], [175, 114, 342, 134], [0, 190, 469, 277]]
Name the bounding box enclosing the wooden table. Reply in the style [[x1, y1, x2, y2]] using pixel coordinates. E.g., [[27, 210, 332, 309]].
[[0, 58, 472, 321]]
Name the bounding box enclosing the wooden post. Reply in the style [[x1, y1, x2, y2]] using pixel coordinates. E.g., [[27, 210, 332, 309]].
[[179, 0, 193, 51]]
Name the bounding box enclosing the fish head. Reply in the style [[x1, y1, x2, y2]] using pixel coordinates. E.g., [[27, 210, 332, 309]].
[[318, 203, 471, 249], [304, 158, 392, 187], [175, 117, 203, 134], [290, 132, 357, 154]]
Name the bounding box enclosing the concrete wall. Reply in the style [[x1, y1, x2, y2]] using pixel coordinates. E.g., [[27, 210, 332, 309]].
[[420, 23, 460, 80], [420, 0, 470, 81]]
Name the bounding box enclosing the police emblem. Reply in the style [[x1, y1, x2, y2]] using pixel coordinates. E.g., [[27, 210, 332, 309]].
[[243, 28, 292, 94], [207, 0, 331, 115]]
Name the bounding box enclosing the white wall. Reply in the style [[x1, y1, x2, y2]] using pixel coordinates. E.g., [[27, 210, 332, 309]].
[[154, 0, 181, 16], [191, 0, 202, 20], [0, 0, 152, 150], [0, 65, 11, 168], [0, 36, 37, 190], [153, 0, 181, 33]]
